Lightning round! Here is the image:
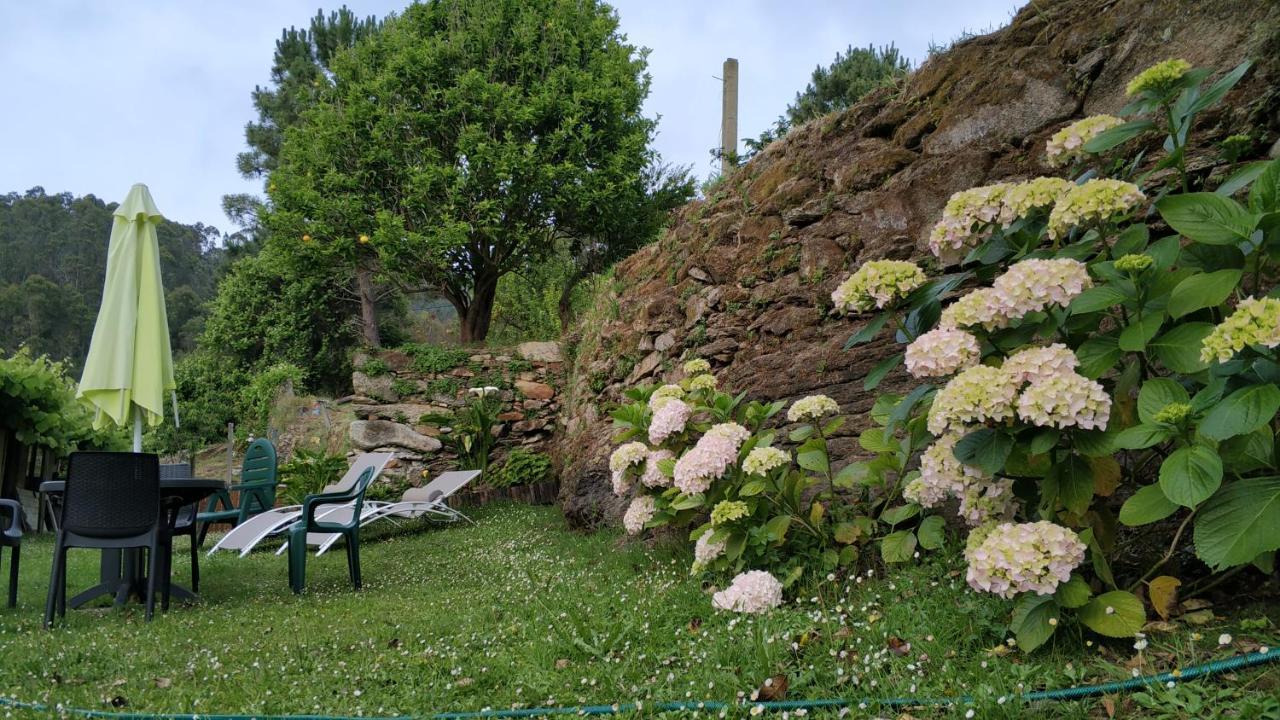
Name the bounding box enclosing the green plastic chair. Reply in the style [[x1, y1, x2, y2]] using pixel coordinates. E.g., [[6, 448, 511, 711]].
[[197, 439, 278, 546], [287, 466, 376, 594]]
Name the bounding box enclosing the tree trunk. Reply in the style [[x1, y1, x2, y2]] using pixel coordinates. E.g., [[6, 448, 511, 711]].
[[355, 263, 381, 347], [558, 267, 589, 332], [459, 271, 499, 344]]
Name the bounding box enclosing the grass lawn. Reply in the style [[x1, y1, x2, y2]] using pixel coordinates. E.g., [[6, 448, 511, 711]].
[[1, 504, 1278, 719]]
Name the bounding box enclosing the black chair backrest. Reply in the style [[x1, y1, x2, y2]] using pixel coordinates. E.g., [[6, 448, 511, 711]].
[[160, 463, 192, 481], [63, 452, 161, 538]]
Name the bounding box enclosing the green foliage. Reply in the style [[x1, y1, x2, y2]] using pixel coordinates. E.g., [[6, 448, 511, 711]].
[[278, 445, 348, 505], [401, 343, 471, 375], [491, 450, 553, 488], [424, 395, 501, 474], [359, 358, 390, 377], [0, 188, 224, 369], [745, 44, 910, 156], [241, 363, 306, 434], [0, 348, 124, 454], [267, 0, 661, 343]]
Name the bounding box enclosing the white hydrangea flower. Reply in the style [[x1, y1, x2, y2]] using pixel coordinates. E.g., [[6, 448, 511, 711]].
[[787, 395, 840, 423], [649, 399, 691, 445], [1001, 344, 1080, 385], [929, 183, 1012, 265], [1045, 116, 1125, 167], [1046, 179, 1145, 240], [712, 570, 784, 614], [927, 365, 1019, 436], [831, 260, 927, 312], [965, 521, 1086, 599], [904, 434, 987, 507], [940, 287, 1011, 332], [622, 495, 657, 535], [1016, 372, 1112, 430], [992, 258, 1092, 319], [683, 358, 711, 374], [692, 531, 727, 572], [649, 384, 686, 410], [743, 446, 790, 476], [639, 449, 674, 488]]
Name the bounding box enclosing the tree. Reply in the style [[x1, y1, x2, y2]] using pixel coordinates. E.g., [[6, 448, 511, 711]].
[[268, 0, 658, 343], [745, 44, 911, 156]]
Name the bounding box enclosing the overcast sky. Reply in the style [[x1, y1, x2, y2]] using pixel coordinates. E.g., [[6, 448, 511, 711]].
[[0, 1, 1024, 231]]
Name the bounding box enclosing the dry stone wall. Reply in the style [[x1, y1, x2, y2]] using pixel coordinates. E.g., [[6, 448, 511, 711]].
[[552, 0, 1280, 527], [342, 341, 563, 489]]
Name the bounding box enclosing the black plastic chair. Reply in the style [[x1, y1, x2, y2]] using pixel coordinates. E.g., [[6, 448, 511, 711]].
[[162, 463, 200, 593], [0, 498, 21, 608], [45, 452, 167, 628]]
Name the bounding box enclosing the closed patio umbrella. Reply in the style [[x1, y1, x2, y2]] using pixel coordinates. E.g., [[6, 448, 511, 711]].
[[77, 183, 177, 450]]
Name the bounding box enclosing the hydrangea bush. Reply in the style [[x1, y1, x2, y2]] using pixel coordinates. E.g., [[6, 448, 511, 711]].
[[831, 58, 1280, 651]]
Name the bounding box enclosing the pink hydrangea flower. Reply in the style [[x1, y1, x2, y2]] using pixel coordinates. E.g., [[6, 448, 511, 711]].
[[693, 532, 727, 571], [712, 570, 784, 614], [672, 423, 748, 495], [649, 399, 691, 445], [905, 327, 981, 378], [965, 521, 1086, 598], [957, 478, 1018, 527], [640, 449, 674, 488], [929, 183, 1012, 265]]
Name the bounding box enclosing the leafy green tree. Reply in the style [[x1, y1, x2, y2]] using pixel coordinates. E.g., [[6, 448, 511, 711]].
[[269, 0, 659, 343], [745, 44, 911, 155]]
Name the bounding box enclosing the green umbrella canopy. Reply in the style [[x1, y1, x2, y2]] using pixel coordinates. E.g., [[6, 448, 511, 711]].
[[77, 184, 177, 434]]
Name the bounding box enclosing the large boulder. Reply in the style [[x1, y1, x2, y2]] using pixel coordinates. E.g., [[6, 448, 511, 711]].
[[517, 341, 563, 363], [352, 372, 399, 402], [349, 419, 441, 454]]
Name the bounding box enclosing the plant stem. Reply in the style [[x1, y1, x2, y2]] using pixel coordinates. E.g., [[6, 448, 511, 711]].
[[1128, 508, 1196, 591]]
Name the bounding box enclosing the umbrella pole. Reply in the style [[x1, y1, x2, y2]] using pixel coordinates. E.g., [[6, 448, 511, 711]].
[[133, 406, 143, 453]]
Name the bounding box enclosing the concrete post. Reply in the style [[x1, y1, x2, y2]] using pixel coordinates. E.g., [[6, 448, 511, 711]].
[[721, 57, 739, 175]]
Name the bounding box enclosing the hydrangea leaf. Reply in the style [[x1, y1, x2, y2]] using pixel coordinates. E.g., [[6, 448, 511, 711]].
[[880, 530, 917, 564], [1055, 574, 1093, 609], [1197, 384, 1280, 441], [1011, 593, 1060, 652], [1158, 445, 1222, 508], [1156, 192, 1259, 246], [1168, 269, 1243, 318], [1150, 322, 1214, 373], [1119, 484, 1181, 526], [916, 515, 946, 550], [953, 428, 1014, 475], [1078, 591, 1146, 638], [1137, 378, 1190, 424], [1193, 476, 1280, 571], [1114, 423, 1176, 450], [1219, 424, 1275, 473]]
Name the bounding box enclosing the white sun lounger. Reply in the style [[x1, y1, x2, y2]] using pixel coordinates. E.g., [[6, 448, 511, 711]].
[[301, 469, 482, 556], [206, 453, 394, 557]]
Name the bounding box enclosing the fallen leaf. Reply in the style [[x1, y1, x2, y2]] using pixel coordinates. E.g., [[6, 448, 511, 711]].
[[757, 674, 789, 701], [1091, 456, 1122, 497], [1182, 609, 1215, 626], [387, 638, 401, 649], [1180, 598, 1213, 612], [887, 636, 912, 656], [1142, 621, 1180, 633], [455, 677, 473, 688], [110, 679, 127, 688], [1102, 696, 1116, 719], [554, 659, 570, 670], [1148, 576, 1181, 620], [154, 678, 172, 689], [687, 617, 703, 634]]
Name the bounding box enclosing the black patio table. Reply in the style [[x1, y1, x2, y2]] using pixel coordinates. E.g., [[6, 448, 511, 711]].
[[39, 477, 223, 608]]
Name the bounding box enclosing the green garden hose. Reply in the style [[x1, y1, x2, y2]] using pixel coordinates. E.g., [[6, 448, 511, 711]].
[[1, 650, 1274, 719]]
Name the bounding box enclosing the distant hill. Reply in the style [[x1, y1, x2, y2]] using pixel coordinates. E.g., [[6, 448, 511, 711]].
[[0, 187, 227, 368]]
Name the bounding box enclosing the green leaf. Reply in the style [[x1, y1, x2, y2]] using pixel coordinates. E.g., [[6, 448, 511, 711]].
[[858, 427, 897, 454], [1114, 423, 1175, 450], [845, 312, 889, 348], [1028, 429, 1059, 456], [1217, 161, 1271, 198], [1078, 591, 1147, 638], [1082, 119, 1154, 153], [1051, 454, 1094, 516], [880, 530, 917, 564], [1150, 323, 1214, 373], [832, 462, 866, 490], [863, 353, 902, 391], [1119, 313, 1164, 352], [1120, 484, 1181, 526], [1167, 269, 1242, 318], [1076, 336, 1123, 379], [764, 515, 792, 543], [1156, 193, 1259, 245], [953, 428, 1013, 475], [917, 515, 945, 550], [1158, 445, 1223, 508], [739, 479, 767, 497], [1136, 378, 1189, 424], [833, 522, 863, 544], [789, 425, 814, 443], [1010, 594, 1060, 653], [1189, 60, 1251, 115], [1198, 384, 1280, 441], [1220, 424, 1275, 473], [726, 532, 747, 561], [1055, 574, 1093, 609], [880, 504, 920, 526], [1112, 223, 1150, 256], [1249, 159, 1280, 213], [797, 439, 829, 474], [1193, 476, 1280, 571], [1070, 286, 1127, 315]]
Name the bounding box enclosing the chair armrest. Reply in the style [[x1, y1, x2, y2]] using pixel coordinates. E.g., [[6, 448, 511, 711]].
[[0, 498, 21, 533], [301, 490, 358, 528], [202, 489, 234, 514]]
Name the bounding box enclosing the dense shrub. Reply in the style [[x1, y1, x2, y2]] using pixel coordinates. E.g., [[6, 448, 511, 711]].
[[278, 445, 347, 505], [0, 348, 125, 453], [828, 58, 1277, 649], [492, 450, 553, 488]]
